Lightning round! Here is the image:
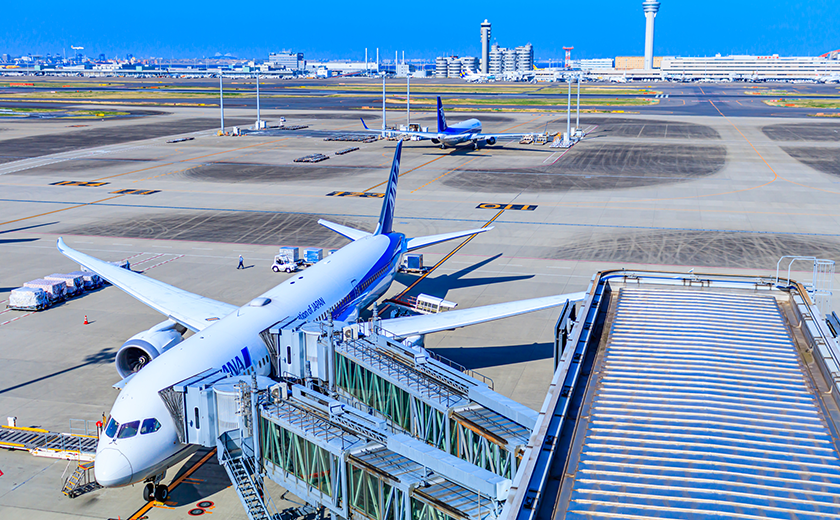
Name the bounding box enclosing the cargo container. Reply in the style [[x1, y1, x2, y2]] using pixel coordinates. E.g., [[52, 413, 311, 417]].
[[44, 273, 84, 297], [66, 270, 104, 290], [303, 248, 323, 264], [7, 287, 50, 311], [278, 247, 300, 263], [400, 254, 425, 273], [23, 279, 66, 302]]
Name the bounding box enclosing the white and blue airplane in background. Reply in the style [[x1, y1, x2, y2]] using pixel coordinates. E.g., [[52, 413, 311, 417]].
[[362, 96, 534, 150], [56, 141, 584, 502]]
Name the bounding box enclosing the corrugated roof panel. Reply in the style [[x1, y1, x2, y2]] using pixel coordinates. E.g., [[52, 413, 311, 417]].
[[564, 288, 840, 520]]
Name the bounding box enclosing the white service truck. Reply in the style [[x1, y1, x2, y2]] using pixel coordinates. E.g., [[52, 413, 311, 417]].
[[271, 254, 298, 273]]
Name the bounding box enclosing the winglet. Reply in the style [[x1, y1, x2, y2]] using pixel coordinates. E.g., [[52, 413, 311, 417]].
[[360, 117, 370, 130], [436, 96, 447, 132], [375, 141, 402, 235]]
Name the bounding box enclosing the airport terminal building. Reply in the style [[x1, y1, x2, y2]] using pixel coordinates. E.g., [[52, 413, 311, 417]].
[[659, 54, 840, 80]]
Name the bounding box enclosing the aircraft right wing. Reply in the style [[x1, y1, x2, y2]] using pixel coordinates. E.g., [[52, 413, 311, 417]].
[[57, 238, 237, 332], [475, 132, 535, 142], [378, 292, 587, 338]]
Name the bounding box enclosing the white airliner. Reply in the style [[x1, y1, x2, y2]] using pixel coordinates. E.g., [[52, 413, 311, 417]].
[[57, 141, 584, 502], [362, 96, 534, 150]]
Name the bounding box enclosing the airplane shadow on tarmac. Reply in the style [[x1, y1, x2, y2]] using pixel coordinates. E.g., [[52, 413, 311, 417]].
[[166, 449, 232, 506], [0, 346, 116, 396], [392, 253, 534, 302], [431, 342, 553, 370]]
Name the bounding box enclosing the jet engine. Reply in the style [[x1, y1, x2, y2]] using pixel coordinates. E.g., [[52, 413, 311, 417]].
[[486, 137, 496, 146], [430, 138, 440, 144], [115, 320, 185, 378]]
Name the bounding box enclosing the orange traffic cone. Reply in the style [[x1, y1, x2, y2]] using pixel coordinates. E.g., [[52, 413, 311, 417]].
[[84, 315, 89, 325]]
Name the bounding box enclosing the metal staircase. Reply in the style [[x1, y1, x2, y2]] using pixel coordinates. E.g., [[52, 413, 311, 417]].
[[62, 461, 101, 498], [218, 432, 277, 520]]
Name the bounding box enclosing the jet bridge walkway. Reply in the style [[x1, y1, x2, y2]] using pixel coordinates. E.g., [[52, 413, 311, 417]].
[[170, 311, 549, 520], [507, 270, 840, 520]]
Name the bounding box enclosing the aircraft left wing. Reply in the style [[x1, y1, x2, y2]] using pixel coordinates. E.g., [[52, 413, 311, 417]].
[[56, 238, 237, 332], [378, 292, 587, 338]]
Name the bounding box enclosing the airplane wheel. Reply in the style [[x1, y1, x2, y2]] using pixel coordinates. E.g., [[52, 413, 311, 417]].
[[272, 266, 280, 272], [143, 482, 155, 502], [154, 484, 169, 502]]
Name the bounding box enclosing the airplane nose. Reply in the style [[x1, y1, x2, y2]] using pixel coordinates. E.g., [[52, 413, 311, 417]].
[[95, 448, 134, 487]]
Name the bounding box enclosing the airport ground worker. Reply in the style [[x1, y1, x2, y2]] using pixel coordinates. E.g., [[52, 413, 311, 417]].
[[237, 255, 244, 269]]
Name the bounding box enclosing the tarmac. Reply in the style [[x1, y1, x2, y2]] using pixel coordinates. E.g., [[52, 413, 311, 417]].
[[2, 81, 840, 519]]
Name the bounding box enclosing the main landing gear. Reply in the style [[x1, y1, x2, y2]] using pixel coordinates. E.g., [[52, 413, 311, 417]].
[[143, 472, 169, 502]]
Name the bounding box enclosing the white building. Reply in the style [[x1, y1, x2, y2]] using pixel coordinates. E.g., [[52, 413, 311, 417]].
[[269, 52, 304, 70], [569, 58, 615, 71], [305, 61, 378, 74], [660, 54, 840, 80]]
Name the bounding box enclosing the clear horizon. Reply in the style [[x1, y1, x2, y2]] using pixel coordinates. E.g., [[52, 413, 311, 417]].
[[3, 0, 839, 62]]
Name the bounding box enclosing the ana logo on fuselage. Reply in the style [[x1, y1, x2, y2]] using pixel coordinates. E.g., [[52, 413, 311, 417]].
[[222, 347, 253, 375]]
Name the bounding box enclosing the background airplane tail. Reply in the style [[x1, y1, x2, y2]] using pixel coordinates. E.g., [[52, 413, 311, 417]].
[[375, 141, 402, 235], [436, 96, 447, 132]]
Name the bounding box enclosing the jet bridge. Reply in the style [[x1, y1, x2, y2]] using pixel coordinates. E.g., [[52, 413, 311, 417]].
[[171, 309, 556, 520]]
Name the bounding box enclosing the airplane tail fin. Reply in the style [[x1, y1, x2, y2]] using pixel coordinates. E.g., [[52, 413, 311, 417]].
[[436, 96, 447, 132], [375, 141, 402, 235]]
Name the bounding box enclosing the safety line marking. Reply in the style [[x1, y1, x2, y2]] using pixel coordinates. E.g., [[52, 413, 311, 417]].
[[392, 208, 505, 301], [411, 157, 477, 193], [0, 194, 126, 228], [128, 449, 217, 520], [365, 154, 449, 192], [131, 252, 167, 266], [142, 254, 185, 272], [0, 311, 34, 327], [120, 252, 148, 263]]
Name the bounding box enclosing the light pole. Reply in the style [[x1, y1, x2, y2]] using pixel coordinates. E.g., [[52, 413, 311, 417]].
[[565, 77, 572, 145], [576, 74, 581, 135], [256, 73, 260, 129], [406, 73, 410, 129], [219, 70, 224, 134]]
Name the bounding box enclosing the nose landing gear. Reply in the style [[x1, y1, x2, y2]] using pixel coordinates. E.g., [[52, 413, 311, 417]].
[[143, 472, 169, 502], [143, 482, 169, 502]]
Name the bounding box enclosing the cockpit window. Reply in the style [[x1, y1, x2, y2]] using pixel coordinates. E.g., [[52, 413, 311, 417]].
[[140, 418, 161, 435], [117, 420, 140, 439], [104, 418, 119, 438]]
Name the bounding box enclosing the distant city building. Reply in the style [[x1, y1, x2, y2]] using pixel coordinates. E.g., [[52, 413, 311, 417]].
[[436, 22, 532, 78], [434, 57, 476, 78], [269, 52, 304, 70], [460, 57, 478, 74], [661, 54, 840, 79], [487, 43, 533, 74], [1, 54, 9, 63]]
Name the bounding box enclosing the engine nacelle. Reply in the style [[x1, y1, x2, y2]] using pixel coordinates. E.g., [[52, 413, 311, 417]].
[[430, 138, 440, 144], [486, 137, 496, 146], [115, 320, 185, 378]]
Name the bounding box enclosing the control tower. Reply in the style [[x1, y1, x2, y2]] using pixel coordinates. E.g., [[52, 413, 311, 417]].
[[643, 0, 660, 70], [480, 19, 491, 74]]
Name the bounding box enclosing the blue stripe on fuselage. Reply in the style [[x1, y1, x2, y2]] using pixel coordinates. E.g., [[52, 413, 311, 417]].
[[332, 233, 403, 321]]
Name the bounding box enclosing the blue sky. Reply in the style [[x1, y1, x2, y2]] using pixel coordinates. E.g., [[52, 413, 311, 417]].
[[3, 1, 839, 61]]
